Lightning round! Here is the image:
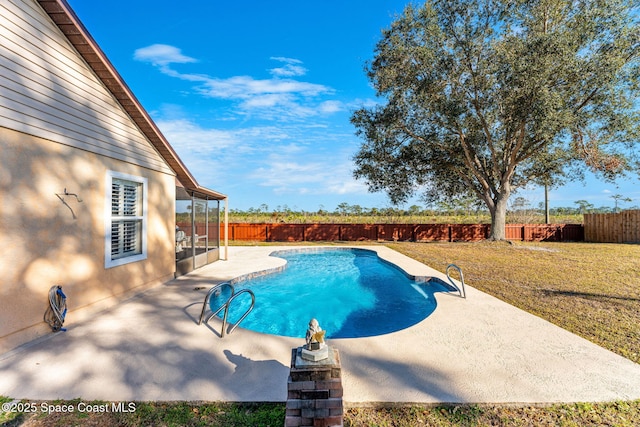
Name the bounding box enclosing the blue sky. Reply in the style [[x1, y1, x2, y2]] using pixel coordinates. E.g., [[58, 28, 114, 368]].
[[68, 0, 639, 212]]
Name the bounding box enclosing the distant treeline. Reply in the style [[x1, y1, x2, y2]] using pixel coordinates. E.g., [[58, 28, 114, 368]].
[[176, 201, 635, 224], [223, 202, 594, 224]]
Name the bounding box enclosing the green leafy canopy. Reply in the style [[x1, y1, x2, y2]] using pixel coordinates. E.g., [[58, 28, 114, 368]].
[[351, 0, 639, 237]]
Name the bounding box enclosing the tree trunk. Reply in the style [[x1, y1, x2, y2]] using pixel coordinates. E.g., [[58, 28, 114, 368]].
[[488, 193, 509, 241]]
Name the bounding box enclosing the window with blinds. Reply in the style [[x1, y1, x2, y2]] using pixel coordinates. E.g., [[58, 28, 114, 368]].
[[106, 172, 147, 267]]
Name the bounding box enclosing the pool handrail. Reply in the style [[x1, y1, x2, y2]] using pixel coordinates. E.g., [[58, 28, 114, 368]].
[[198, 282, 234, 325], [199, 282, 255, 337], [446, 264, 466, 298], [221, 289, 255, 337]]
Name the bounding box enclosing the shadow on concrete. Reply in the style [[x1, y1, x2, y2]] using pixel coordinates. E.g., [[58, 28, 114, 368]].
[[223, 350, 289, 400], [336, 348, 464, 403]]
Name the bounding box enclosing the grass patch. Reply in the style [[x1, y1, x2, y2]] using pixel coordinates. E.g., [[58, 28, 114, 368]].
[[345, 401, 640, 426], [0, 401, 285, 427], [387, 241, 640, 364], [3, 400, 640, 426]]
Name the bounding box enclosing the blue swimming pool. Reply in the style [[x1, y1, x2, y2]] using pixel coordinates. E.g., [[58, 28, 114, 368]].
[[216, 248, 452, 338]]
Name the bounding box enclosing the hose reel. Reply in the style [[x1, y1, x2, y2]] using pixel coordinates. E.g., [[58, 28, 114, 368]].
[[44, 285, 67, 332]]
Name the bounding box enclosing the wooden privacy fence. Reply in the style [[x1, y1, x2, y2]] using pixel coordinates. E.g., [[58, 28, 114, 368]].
[[584, 210, 640, 243], [219, 223, 584, 242]]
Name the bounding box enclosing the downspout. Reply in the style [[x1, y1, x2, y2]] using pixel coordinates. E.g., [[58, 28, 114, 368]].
[[191, 194, 196, 270], [224, 197, 229, 260]]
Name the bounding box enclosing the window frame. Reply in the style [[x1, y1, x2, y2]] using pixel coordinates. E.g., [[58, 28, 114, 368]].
[[105, 171, 148, 268]]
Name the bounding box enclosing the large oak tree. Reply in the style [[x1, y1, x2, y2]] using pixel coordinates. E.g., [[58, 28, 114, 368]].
[[351, 0, 639, 240]]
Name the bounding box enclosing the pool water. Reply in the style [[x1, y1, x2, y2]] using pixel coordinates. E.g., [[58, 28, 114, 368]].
[[215, 248, 452, 338]]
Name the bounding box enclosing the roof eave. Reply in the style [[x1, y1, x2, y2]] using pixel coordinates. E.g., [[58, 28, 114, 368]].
[[36, 0, 227, 201]]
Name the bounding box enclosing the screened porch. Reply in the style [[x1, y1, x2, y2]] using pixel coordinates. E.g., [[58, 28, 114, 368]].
[[175, 185, 227, 276]]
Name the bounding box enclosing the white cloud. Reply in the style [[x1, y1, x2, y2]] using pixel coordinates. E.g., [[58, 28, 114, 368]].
[[156, 118, 294, 154], [153, 117, 302, 186], [198, 75, 329, 99], [148, 113, 372, 209], [134, 45, 340, 120], [133, 44, 197, 66], [250, 154, 369, 196], [270, 56, 303, 64], [269, 57, 308, 77], [156, 118, 238, 152], [318, 100, 344, 113], [241, 93, 293, 109]]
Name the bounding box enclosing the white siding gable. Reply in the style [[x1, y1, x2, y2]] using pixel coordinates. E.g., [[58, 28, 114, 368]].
[[0, 0, 174, 174]]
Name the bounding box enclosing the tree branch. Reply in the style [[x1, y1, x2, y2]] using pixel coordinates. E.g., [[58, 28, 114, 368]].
[[456, 127, 496, 198], [573, 88, 598, 113]]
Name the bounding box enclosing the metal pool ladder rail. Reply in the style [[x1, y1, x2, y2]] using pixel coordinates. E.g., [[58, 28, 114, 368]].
[[446, 264, 467, 298], [198, 282, 255, 337]]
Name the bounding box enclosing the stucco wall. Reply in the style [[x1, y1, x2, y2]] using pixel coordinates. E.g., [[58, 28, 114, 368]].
[[0, 126, 176, 353]]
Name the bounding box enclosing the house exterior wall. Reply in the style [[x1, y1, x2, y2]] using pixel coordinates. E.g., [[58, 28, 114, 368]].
[[0, 127, 177, 353], [0, 0, 178, 353]]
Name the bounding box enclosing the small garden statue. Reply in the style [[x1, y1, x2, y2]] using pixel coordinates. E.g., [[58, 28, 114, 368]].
[[305, 318, 326, 350], [301, 318, 329, 361]]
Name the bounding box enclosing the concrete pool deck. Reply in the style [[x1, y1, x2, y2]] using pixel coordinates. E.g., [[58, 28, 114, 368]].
[[1, 245, 640, 404]]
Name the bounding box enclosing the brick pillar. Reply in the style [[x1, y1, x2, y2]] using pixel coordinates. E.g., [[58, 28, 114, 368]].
[[285, 346, 343, 427]]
